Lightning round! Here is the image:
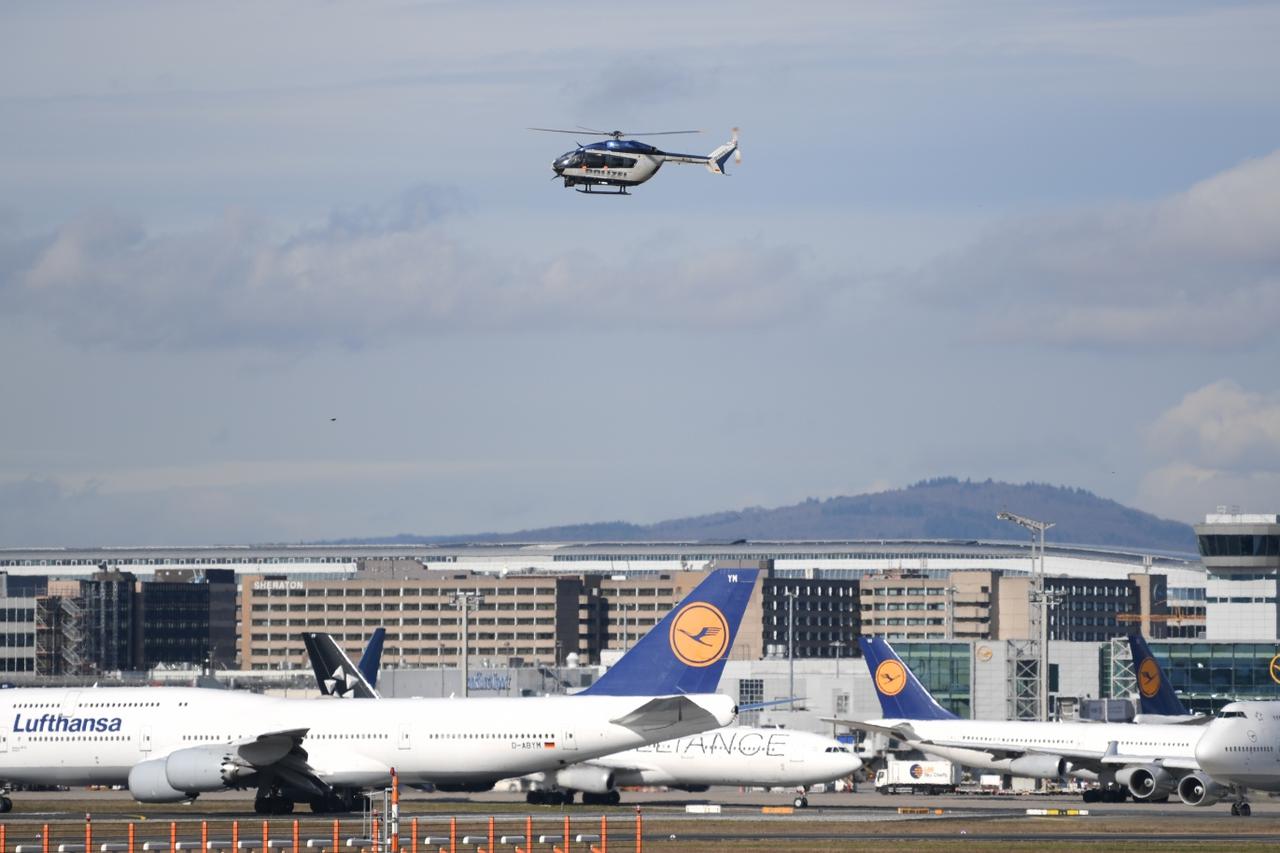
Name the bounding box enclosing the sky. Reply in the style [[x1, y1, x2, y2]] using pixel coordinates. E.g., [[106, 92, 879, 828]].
[[2, 1, 1280, 546]]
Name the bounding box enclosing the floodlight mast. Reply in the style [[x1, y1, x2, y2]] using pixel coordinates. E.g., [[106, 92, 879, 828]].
[[450, 591, 486, 697], [997, 511, 1056, 721]]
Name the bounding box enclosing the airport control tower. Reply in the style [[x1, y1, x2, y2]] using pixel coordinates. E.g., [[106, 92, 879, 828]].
[[1195, 510, 1280, 640]]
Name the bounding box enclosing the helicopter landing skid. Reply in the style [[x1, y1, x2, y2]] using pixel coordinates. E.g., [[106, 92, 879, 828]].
[[575, 185, 630, 196]]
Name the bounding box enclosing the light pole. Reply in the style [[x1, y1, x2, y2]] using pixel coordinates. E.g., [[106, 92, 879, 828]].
[[782, 588, 800, 710], [450, 591, 485, 698], [829, 640, 845, 678], [997, 511, 1055, 721]]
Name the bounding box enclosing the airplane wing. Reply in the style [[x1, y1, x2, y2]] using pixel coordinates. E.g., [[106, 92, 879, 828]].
[[821, 717, 918, 741], [235, 727, 310, 765], [610, 696, 724, 734], [233, 728, 330, 796]]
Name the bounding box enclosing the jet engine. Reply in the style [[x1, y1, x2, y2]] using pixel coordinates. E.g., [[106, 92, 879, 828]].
[[164, 745, 252, 792], [1177, 772, 1230, 807], [1006, 755, 1067, 779], [1117, 764, 1176, 801], [553, 766, 616, 795], [128, 758, 191, 803]]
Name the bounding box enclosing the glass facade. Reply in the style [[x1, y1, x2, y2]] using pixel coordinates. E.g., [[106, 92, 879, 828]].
[[1142, 642, 1280, 714], [762, 577, 860, 658], [894, 641, 972, 717], [1198, 535, 1280, 558]]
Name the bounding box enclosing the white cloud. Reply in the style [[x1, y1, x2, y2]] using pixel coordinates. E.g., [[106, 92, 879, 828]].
[[1138, 380, 1280, 520], [0, 186, 832, 351], [918, 149, 1280, 349], [1147, 380, 1280, 471]]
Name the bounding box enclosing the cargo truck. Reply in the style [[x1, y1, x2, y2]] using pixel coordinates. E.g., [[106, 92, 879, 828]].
[[874, 758, 961, 795]]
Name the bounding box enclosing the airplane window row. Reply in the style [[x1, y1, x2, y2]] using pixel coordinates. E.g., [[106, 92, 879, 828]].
[[428, 733, 552, 740], [311, 734, 388, 740], [1226, 745, 1275, 752], [79, 702, 161, 708], [27, 735, 130, 741], [182, 735, 234, 742]]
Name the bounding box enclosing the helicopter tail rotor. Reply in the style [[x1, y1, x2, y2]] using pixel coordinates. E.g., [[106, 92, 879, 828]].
[[706, 127, 740, 175]]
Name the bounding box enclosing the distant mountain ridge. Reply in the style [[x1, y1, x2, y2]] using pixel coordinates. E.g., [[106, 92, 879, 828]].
[[325, 478, 1198, 555]]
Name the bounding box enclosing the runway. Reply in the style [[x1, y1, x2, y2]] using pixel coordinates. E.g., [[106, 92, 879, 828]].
[[3, 789, 1279, 851]]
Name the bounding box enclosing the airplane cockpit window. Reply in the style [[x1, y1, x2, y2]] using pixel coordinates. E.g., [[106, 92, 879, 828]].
[[1216, 710, 1247, 718]]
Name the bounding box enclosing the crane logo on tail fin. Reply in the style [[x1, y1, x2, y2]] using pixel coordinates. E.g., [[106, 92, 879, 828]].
[[874, 659, 908, 697], [670, 603, 730, 667], [1138, 657, 1161, 698]]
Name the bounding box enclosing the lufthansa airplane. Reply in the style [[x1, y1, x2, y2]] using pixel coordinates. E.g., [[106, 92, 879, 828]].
[[307, 632, 861, 808], [1192, 701, 1280, 816], [0, 569, 756, 815], [829, 637, 1206, 804]]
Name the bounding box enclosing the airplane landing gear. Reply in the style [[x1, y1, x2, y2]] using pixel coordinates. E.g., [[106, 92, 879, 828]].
[[255, 792, 295, 815], [1231, 788, 1252, 817], [792, 795, 809, 808], [0, 794, 12, 813], [309, 788, 357, 814]]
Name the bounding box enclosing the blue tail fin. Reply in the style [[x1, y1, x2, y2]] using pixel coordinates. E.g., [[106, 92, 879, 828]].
[[1127, 634, 1188, 716], [358, 627, 386, 688], [580, 568, 759, 696], [858, 636, 958, 720]]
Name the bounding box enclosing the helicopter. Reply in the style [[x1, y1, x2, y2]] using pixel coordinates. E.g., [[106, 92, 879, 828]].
[[530, 126, 740, 194]]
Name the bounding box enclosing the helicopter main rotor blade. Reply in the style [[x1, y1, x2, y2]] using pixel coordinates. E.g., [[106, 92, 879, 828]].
[[621, 130, 703, 136], [528, 127, 611, 136]]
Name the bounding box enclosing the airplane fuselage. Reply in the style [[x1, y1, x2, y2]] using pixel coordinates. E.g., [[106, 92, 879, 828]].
[[0, 686, 735, 790], [876, 716, 1202, 777], [594, 727, 861, 788]]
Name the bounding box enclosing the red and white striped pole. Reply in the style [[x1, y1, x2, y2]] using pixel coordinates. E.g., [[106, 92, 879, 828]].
[[390, 768, 400, 853]]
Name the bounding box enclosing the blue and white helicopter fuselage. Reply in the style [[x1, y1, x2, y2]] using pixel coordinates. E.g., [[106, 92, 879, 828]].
[[542, 129, 739, 194]]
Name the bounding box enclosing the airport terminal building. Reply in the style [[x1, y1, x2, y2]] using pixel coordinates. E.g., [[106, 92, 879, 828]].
[[2, 511, 1279, 723]]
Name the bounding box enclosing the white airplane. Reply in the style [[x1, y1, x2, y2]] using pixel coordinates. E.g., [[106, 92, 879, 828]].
[[532, 726, 861, 809], [1191, 701, 1280, 816], [829, 637, 1206, 804], [0, 568, 758, 815], [305, 633, 861, 809]]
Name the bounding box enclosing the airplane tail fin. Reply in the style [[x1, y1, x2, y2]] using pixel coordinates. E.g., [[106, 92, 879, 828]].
[[304, 632, 381, 699], [357, 627, 386, 688], [580, 567, 759, 696], [706, 128, 740, 175], [858, 636, 958, 720], [1127, 634, 1189, 716]]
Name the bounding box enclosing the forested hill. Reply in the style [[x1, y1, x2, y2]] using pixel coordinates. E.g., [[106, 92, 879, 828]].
[[330, 479, 1198, 554]]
